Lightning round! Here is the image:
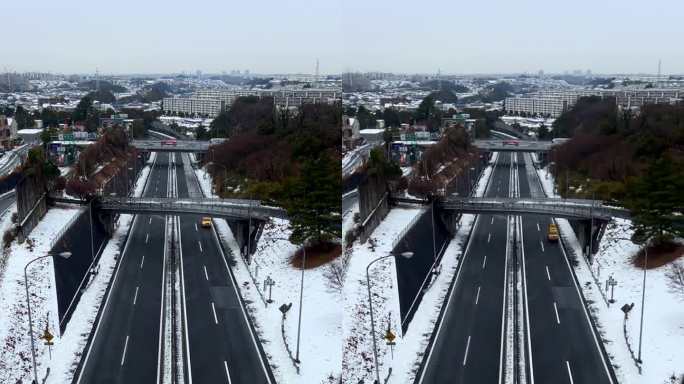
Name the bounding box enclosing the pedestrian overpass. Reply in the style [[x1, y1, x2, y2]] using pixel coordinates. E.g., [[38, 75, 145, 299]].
[[96, 197, 287, 220], [472, 140, 555, 152], [132, 140, 210, 153], [394, 196, 630, 220]]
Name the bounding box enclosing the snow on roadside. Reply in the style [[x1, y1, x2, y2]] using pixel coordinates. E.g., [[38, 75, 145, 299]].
[[194, 164, 343, 383], [535, 165, 684, 384], [338, 152, 497, 384], [341, 206, 425, 384], [0, 206, 82, 384]]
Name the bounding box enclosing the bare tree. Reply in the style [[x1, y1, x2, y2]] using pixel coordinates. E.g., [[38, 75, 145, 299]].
[[666, 261, 684, 300]]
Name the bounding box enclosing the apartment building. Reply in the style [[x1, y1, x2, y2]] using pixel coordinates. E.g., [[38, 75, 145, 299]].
[[506, 88, 683, 117], [162, 97, 226, 117], [194, 88, 341, 108], [505, 97, 569, 117]]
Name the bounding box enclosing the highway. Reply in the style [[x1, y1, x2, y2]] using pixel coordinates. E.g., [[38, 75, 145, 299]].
[[78, 153, 170, 383], [77, 151, 272, 383], [175, 153, 272, 384], [419, 153, 512, 383], [419, 151, 614, 384], [517, 152, 613, 384]]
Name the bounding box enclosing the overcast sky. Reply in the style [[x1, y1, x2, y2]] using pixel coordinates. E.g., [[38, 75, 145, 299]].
[[4, 0, 683, 75]]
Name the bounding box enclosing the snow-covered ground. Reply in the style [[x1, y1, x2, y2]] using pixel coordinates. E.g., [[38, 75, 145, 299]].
[[194, 164, 343, 383], [535, 164, 684, 384], [341, 153, 498, 384], [0, 206, 82, 383], [0, 154, 155, 384]]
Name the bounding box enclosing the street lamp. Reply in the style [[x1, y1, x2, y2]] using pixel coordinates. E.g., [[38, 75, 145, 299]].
[[366, 251, 414, 384], [295, 243, 306, 363], [24, 251, 72, 384], [637, 239, 650, 363]]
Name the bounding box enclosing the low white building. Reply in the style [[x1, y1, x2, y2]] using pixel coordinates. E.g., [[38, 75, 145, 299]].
[[17, 128, 43, 145]]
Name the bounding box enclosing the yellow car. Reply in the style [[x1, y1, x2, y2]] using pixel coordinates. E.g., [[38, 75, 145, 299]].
[[547, 223, 559, 242], [201, 217, 212, 228]]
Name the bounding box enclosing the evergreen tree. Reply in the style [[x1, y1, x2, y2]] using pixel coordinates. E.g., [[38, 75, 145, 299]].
[[356, 106, 375, 129], [538, 124, 550, 139], [283, 152, 341, 245], [415, 95, 436, 122], [72, 95, 94, 122], [624, 155, 684, 244], [210, 110, 231, 137]]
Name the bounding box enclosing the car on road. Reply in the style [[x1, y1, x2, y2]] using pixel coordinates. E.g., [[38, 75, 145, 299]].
[[162, 139, 177, 146], [201, 217, 212, 228], [547, 223, 559, 241], [503, 140, 520, 146]]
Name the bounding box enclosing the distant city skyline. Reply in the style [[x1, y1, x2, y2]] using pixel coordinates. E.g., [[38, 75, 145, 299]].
[[3, 0, 683, 75]]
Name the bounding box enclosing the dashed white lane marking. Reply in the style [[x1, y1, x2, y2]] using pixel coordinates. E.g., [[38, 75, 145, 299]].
[[149, 217, 152, 225], [540, 241, 545, 252], [133, 286, 139, 305], [140, 255, 145, 270], [475, 286, 481, 305], [198, 241, 203, 253], [566, 361, 574, 384], [211, 302, 218, 324], [195, 223, 198, 232], [120, 335, 129, 366], [537, 222, 540, 231], [546, 265, 551, 281], [462, 335, 471, 366], [553, 301, 561, 324], [491, 217, 494, 224], [224, 361, 232, 384], [145, 233, 149, 244], [203, 265, 209, 281], [482, 255, 487, 270], [487, 233, 492, 243]]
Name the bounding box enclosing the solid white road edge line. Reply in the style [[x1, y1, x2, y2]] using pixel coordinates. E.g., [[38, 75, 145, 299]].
[[555, 217, 614, 384]]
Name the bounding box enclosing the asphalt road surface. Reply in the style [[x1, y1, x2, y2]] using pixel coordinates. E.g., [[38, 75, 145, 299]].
[[419, 153, 513, 383], [517, 152, 613, 384], [78, 153, 170, 383], [175, 153, 272, 384]]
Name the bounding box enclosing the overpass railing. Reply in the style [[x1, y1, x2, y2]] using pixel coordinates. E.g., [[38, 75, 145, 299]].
[[98, 197, 288, 220], [439, 197, 630, 220]]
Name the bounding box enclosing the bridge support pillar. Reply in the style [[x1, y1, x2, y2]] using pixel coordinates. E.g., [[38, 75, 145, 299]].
[[438, 210, 460, 237], [227, 219, 265, 262], [567, 219, 608, 263]]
